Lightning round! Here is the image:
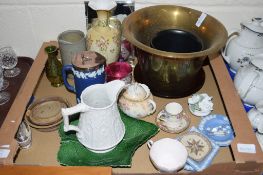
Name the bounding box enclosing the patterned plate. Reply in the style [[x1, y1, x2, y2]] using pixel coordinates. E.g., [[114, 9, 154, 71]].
[[198, 114, 234, 146], [179, 126, 220, 172], [179, 131, 212, 162]]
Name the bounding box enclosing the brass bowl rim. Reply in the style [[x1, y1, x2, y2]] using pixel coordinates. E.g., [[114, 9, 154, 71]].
[[122, 5, 228, 59]]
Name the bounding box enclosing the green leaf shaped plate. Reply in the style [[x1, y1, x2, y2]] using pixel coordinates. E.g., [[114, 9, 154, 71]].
[[57, 110, 159, 167]]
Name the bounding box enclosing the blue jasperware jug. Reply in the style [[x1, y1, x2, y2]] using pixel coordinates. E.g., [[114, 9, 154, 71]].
[[62, 51, 106, 103]]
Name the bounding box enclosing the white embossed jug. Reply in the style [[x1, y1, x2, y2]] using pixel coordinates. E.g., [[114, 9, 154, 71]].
[[61, 80, 125, 153]]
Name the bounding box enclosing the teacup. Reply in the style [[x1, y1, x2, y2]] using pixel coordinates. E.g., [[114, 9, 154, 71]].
[[147, 138, 188, 172], [161, 102, 184, 120], [156, 102, 190, 133]]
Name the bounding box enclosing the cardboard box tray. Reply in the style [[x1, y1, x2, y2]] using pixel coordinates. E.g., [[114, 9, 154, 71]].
[[0, 41, 262, 174]]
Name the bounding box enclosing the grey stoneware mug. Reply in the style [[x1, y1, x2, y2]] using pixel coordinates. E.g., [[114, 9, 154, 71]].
[[58, 30, 86, 66]]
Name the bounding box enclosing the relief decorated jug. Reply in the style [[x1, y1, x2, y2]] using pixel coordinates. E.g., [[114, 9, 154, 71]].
[[61, 80, 125, 153]]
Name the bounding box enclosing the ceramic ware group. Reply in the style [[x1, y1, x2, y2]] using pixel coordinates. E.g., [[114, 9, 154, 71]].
[[222, 18, 263, 107], [222, 17, 263, 152], [33, 1, 243, 172]]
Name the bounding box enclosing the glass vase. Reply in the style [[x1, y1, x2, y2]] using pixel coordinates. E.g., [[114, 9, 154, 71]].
[[45, 45, 63, 87]]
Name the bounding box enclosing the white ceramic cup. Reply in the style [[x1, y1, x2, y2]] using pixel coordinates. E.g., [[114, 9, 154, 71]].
[[147, 138, 187, 172], [162, 102, 183, 119]]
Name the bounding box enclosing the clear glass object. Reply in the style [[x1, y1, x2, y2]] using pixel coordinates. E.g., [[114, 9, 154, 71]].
[[0, 66, 10, 105], [0, 46, 20, 77]]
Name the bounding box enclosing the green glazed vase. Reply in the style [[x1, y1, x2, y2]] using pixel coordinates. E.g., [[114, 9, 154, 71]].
[[45, 45, 63, 87]]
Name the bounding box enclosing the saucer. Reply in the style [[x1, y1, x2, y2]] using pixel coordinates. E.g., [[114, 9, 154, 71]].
[[156, 110, 190, 134], [198, 114, 234, 146]]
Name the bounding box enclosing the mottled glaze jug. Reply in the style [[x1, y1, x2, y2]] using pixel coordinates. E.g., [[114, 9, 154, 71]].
[[62, 80, 125, 153], [86, 0, 121, 64], [222, 17, 263, 72]]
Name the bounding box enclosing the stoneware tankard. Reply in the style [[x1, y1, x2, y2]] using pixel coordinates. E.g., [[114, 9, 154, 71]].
[[62, 51, 106, 103], [58, 30, 86, 66], [61, 80, 126, 153]]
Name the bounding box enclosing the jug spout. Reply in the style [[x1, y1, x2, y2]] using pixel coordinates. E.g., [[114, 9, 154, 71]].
[[106, 80, 125, 101]]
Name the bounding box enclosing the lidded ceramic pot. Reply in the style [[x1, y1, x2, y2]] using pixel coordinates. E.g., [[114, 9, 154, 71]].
[[222, 17, 263, 72], [86, 0, 121, 64], [234, 54, 263, 106], [118, 83, 156, 118]]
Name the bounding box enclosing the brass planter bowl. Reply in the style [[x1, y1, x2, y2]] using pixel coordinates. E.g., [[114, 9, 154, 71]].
[[123, 5, 228, 97]]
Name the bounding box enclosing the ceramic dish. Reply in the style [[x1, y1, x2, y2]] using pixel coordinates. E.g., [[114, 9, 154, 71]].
[[25, 96, 70, 131], [198, 114, 234, 146], [178, 126, 220, 172], [156, 110, 190, 134], [179, 131, 212, 162]]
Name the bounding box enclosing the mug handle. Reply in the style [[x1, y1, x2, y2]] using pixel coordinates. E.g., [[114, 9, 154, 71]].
[[148, 99, 157, 115], [221, 31, 240, 64], [61, 103, 89, 138], [62, 65, 76, 93]]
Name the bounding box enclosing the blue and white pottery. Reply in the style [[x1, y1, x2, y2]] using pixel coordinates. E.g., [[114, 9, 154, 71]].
[[62, 51, 106, 103], [198, 114, 234, 147]]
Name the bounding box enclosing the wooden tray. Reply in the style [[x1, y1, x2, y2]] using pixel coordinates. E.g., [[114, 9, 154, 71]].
[[0, 41, 262, 173]]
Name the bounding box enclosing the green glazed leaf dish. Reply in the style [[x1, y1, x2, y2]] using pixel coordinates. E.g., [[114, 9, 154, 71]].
[[57, 110, 159, 167]]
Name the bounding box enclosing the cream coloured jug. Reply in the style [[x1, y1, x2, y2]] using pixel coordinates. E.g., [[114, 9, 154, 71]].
[[61, 80, 125, 153]]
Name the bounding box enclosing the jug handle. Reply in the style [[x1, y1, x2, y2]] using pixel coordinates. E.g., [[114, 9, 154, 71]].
[[148, 99, 157, 115], [62, 103, 88, 135], [62, 65, 76, 93], [221, 31, 240, 64]]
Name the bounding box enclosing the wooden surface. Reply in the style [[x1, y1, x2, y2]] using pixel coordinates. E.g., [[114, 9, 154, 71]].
[[210, 54, 263, 163], [0, 42, 53, 165], [0, 166, 111, 175], [1, 41, 262, 172]]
